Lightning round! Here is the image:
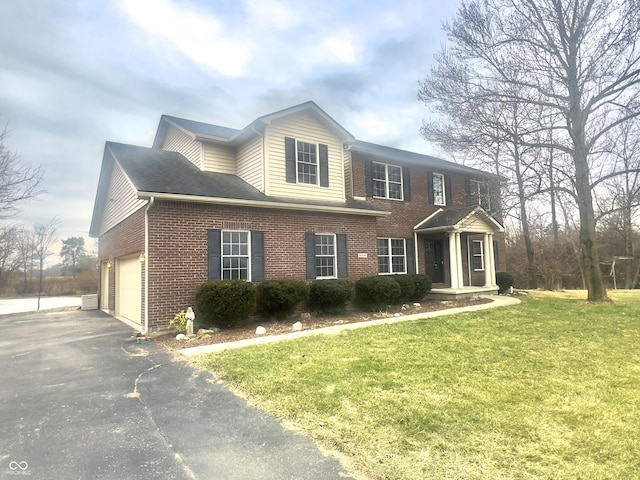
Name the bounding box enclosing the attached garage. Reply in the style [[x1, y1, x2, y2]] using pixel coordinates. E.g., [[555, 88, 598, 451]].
[[116, 255, 142, 327]]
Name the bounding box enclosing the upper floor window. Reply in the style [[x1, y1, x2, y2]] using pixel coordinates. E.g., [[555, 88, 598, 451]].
[[432, 173, 446, 206], [471, 240, 485, 271], [285, 137, 329, 187], [377, 238, 407, 274], [297, 140, 318, 185], [469, 179, 491, 211], [373, 162, 403, 200], [222, 230, 250, 280]]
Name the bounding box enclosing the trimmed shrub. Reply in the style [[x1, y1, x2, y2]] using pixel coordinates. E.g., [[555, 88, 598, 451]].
[[195, 280, 256, 329], [308, 279, 354, 314], [256, 280, 309, 319], [496, 271, 514, 294], [354, 275, 401, 311], [393, 274, 416, 303], [410, 274, 432, 301]]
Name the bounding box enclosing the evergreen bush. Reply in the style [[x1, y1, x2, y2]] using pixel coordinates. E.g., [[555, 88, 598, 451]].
[[354, 275, 401, 311], [256, 280, 309, 319], [195, 280, 256, 329], [409, 274, 433, 301], [307, 279, 353, 314], [496, 272, 514, 294]]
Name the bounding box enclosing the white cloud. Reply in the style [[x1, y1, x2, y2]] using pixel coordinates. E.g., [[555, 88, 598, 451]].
[[242, 0, 297, 29], [321, 30, 362, 65], [117, 0, 252, 76]]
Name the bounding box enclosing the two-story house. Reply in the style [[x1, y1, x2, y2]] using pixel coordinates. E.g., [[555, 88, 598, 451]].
[[90, 101, 504, 333]]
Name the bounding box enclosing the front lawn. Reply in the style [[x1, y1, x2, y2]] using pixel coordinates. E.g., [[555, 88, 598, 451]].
[[194, 291, 640, 479]]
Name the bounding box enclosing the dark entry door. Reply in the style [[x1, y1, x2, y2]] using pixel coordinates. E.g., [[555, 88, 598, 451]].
[[425, 239, 445, 283]]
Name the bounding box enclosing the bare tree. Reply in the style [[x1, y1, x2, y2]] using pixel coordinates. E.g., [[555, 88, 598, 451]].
[[420, 0, 640, 301], [0, 125, 44, 220], [33, 218, 60, 310]]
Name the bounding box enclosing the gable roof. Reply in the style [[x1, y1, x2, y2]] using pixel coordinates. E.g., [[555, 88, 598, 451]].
[[414, 206, 504, 233], [152, 101, 354, 149], [90, 141, 387, 236]]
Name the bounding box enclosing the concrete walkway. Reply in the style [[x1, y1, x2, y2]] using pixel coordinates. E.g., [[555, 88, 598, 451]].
[[180, 294, 522, 357]]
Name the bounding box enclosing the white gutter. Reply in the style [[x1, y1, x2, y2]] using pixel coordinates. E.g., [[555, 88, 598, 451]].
[[143, 196, 154, 334], [136, 192, 390, 217]]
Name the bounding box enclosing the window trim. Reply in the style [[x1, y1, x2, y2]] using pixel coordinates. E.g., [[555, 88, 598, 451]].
[[377, 237, 407, 275], [314, 233, 337, 279], [296, 139, 320, 186], [372, 162, 404, 201], [432, 172, 446, 206], [221, 230, 251, 281], [471, 239, 485, 272]]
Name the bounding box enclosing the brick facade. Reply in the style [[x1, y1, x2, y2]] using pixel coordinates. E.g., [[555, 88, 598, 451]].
[[143, 201, 378, 330]]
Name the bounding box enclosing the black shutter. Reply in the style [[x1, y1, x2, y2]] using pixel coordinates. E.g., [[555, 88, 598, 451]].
[[445, 175, 452, 206], [305, 233, 316, 279], [207, 229, 221, 281], [251, 231, 265, 282], [406, 238, 415, 274], [285, 137, 296, 183], [402, 166, 411, 201], [365, 160, 373, 197], [427, 172, 434, 204], [493, 239, 499, 271], [319, 144, 329, 187], [337, 234, 348, 278]]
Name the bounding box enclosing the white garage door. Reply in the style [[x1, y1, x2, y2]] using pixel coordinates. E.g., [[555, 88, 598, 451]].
[[116, 255, 142, 326]]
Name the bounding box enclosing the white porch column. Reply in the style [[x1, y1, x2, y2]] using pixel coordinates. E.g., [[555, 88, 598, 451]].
[[487, 233, 496, 287], [456, 232, 465, 287], [448, 232, 460, 288], [483, 233, 492, 287]]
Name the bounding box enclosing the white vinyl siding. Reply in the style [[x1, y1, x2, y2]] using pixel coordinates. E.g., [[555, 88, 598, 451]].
[[237, 136, 264, 191], [202, 143, 236, 174], [265, 112, 345, 201], [100, 159, 146, 236], [162, 124, 202, 168]]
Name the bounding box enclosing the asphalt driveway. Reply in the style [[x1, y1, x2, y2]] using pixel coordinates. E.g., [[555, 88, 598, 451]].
[[0, 309, 353, 480]]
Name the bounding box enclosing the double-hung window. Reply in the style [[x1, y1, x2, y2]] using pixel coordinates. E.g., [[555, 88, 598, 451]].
[[315, 234, 336, 278], [432, 173, 446, 206], [222, 231, 250, 280], [297, 140, 318, 185], [377, 238, 407, 274], [373, 162, 403, 200], [469, 179, 491, 210], [471, 240, 485, 271]]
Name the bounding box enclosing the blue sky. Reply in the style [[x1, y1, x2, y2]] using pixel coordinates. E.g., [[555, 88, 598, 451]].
[[0, 0, 460, 252]]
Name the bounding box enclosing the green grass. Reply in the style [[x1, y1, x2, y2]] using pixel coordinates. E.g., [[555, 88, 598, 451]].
[[194, 291, 640, 479]]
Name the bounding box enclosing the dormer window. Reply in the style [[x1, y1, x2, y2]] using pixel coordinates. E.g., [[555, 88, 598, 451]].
[[296, 141, 318, 185], [285, 137, 329, 187], [373, 162, 403, 200]]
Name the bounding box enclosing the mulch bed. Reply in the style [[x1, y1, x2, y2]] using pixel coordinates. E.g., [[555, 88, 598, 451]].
[[152, 297, 493, 353]]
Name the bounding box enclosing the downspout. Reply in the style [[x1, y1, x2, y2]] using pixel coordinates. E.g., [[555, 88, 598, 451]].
[[143, 196, 154, 335]]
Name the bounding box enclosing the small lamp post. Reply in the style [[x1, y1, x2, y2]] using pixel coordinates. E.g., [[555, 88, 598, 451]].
[[185, 307, 195, 336]]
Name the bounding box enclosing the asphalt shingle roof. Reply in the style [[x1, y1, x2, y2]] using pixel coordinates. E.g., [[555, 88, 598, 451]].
[[107, 142, 385, 213]]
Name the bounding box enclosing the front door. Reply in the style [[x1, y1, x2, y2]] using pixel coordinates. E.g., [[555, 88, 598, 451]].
[[425, 239, 445, 283]]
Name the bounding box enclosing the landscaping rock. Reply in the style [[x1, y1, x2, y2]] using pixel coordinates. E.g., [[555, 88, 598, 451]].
[[175, 333, 188, 341], [299, 312, 311, 320], [197, 328, 217, 336], [255, 326, 267, 335], [292, 321, 303, 332]]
